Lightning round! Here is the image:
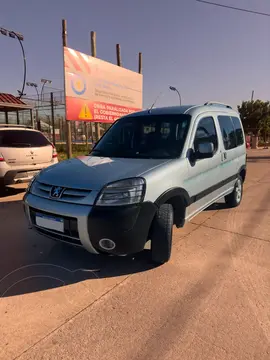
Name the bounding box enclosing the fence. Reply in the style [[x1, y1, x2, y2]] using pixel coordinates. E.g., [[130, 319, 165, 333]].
[[22, 90, 110, 145]]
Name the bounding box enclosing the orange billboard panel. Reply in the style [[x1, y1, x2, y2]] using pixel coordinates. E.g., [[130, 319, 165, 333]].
[[64, 47, 143, 123]]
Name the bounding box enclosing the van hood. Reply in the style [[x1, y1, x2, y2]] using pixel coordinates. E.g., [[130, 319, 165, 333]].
[[37, 156, 170, 190]]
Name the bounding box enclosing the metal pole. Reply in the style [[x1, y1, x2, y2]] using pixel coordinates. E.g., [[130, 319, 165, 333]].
[[30, 109, 34, 128], [34, 86, 39, 106], [116, 44, 122, 66], [138, 52, 142, 74], [62, 19, 72, 158], [169, 86, 182, 106], [91, 31, 100, 142], [11, 32, 26, 100], [5, 111, 8, 124], [251, 90, 254, 101], [50, 92, 56, 145], [175, 89, 182, 106], [85, 122, 89, 147], [40, 82, 46, 103], [16, 110, 20, 125], [36, 108, 41, 131]]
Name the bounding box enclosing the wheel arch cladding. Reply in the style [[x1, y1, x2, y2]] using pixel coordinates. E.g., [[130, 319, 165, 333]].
[[155, 188, 190, 228], [239, 165, 246, 182]]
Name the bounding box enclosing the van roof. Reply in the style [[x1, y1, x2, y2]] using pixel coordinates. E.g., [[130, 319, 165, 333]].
[[128, 103, 239, 118]]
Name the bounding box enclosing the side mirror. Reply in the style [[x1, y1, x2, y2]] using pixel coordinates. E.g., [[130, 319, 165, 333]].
[[196, 142, 214, 159]]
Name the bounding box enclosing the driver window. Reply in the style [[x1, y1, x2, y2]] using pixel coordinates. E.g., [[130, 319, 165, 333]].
[[194, 116, 218, 153]]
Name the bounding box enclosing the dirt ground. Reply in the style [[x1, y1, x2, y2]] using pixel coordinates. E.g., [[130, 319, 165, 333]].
[[0, 149, 270, 360]]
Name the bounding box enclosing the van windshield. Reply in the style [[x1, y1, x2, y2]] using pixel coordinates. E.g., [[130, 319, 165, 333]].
[[91, 114, 191, 159]]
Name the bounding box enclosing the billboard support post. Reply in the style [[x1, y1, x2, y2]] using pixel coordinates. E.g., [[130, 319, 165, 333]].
[[50, 92, 56, 145], [116, 44, 122, 67], [138, 52, 142, 74], [91, 31, 100, 142], [62, 19, 72, 158]]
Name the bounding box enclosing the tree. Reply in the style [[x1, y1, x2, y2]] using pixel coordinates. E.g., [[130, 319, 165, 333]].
[[258, 116, 270, 142], [237, 100, 270, 135]]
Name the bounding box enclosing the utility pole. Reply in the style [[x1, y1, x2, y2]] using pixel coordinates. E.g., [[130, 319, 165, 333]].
[[116, 44, 122, 67], [251, 90, 254, 101], [91, 31, 100, 142], [62, 19, 72, 158]]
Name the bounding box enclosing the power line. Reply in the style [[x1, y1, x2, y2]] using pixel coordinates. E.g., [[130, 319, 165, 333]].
[[196, 0, 270, 17]]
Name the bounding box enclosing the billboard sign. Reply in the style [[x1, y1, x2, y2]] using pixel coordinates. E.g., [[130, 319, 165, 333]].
[[63, 47, 143, 123]]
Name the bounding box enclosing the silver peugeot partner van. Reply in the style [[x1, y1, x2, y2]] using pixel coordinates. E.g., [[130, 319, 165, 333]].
[[23, 102, 246, 264]]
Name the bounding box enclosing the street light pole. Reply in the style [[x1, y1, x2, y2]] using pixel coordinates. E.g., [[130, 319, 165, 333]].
[[169, 86, 182, 106], [26, 82, 39, 104], [0, 27, 26, 99], [40, 78, 52, 102]]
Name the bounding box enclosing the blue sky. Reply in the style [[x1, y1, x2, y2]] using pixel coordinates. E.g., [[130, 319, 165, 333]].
[[1, 0, 270, 109]]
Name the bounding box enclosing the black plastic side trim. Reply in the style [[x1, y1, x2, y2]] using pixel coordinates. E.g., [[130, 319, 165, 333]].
[[156, 174, 239, 210], [190, 174, 238, 204], [238, 164, 247, 182]]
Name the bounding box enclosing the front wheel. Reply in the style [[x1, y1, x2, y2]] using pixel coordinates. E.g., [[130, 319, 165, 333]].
[[150, 204, 174, 265], [225, 175, 243, 208]]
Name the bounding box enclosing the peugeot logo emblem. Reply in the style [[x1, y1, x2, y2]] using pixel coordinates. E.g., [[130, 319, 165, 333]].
[[50, 186, 65, 198]]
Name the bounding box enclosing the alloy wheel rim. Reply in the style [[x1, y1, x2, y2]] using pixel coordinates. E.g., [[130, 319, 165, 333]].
[[235, 179, 242, 203]]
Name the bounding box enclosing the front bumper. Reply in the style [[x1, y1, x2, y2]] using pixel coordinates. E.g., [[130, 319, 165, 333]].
[[24, 193, 157, 255]]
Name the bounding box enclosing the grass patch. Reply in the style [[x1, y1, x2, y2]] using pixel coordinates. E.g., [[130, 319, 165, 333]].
[[56, 143, 92, 161]]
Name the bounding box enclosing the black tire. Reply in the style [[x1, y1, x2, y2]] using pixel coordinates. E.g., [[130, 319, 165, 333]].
[[224, 175, 243, 208], [150, 204, 174, 265]]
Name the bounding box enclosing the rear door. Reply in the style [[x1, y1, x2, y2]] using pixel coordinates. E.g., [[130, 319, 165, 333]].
[[0, 129, 53, 166], [216, 115, 239, 192]]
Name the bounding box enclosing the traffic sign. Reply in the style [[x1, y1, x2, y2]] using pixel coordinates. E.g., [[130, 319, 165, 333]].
[[79, 104, 93, 120]]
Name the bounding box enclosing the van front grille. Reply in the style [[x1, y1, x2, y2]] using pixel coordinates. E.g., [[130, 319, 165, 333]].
[[34, 181, 91, 202]]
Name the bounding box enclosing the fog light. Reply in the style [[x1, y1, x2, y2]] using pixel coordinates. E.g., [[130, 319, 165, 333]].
[[99, 238, 116, 251]]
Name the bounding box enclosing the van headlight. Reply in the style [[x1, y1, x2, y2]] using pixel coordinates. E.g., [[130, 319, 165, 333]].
[[96, 178, 146, 206]]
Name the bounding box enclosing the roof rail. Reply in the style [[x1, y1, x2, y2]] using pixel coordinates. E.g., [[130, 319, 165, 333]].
[[204, 101, 232, 109], [0, 124, 33, 128]]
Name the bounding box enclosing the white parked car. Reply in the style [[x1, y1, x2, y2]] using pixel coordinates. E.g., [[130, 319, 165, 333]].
[[0, 125, 58, 188]]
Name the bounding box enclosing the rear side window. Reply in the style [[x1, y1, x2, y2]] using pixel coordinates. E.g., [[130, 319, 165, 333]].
[[0, 130, 50, 148], [231, 116, 244, 146], [217, 116, 237, 150]]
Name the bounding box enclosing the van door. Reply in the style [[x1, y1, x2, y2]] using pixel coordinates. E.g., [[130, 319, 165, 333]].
[[216, 115, 239, 193], [185, 115, 223, 220]]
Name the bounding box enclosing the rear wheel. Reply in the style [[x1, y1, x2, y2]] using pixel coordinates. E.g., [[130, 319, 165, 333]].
[[225, 175, 243, 208], [150, 204, 174, 265]]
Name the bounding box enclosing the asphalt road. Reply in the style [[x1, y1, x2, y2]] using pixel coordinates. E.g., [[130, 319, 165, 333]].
[[1, 150, 270, 360]]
